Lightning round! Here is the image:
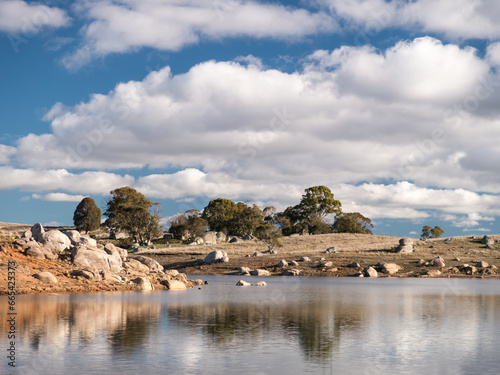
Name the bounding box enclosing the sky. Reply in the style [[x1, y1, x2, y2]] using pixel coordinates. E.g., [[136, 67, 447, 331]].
[[1, 0, 500, 237]]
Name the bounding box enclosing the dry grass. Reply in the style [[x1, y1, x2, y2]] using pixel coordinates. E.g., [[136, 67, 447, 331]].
[[2, 222, 499, 282], [142, 233, 500, 278]]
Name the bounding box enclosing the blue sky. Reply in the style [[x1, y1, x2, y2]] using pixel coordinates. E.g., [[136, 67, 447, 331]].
[[1, 0, 500, 237]]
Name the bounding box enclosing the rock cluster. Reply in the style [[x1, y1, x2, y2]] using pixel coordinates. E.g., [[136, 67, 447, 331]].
[[189, 231, 258, 246], [15, 223, 196, 291]]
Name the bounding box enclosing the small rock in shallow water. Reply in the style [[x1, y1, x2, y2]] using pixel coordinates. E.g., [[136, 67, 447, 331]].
[[364, 267, 378, 278], [283, 269, 300, 276], [236, 280, 251, 286], [252, 281, 267, 287]]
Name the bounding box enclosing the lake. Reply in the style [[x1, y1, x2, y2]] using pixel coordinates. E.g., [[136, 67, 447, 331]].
[[2, 276, 500, 375]]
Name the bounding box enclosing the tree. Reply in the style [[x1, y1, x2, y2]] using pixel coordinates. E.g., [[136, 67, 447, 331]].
[[254, 223, 283, 252], [202, 198, 237, 233], [430, 226, 444, 238], [299, 186, 342, 221], [421, 225, 444, 239], [421, 225, 432, 240], [73, 197, 101, 233], [169, 209, 208, 241], [228, 202, 265, 236], [105, 187, 162, 244], [308, 216, 333, 235], [279, 186, 342, 234], [332, 212, 373, 234]]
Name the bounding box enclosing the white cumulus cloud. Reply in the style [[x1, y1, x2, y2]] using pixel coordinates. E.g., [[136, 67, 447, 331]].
[[0, 167, 134, 195], [63, 0, 336, 69], [0, 145, 16, 164], [0, 0, 69, 33], [32, 193, 87, 202], [4, 37, 500, 228], [14, 37, 500, 199], [323, 0, 500, 40]]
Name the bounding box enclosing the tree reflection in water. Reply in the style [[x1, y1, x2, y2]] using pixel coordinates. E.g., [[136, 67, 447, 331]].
[[167, 302, 365, 363]]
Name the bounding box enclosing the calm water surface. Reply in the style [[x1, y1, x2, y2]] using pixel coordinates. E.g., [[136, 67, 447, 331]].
[[2, 276, 500, 375]]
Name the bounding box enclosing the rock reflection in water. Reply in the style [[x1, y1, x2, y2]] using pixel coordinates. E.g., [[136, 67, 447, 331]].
[[0, 293, 161, 356]]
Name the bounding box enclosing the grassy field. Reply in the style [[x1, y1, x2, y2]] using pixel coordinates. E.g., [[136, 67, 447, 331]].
[[2, 222, 499, 280], [141, 233, 500, 278]]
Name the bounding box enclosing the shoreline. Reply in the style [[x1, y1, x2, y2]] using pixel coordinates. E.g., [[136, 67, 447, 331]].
[[2, 232, 500, 296]]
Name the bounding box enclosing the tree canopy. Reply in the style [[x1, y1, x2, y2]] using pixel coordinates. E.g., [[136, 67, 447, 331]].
[[202, 198, 237, 233], [279, 185, 342, 234], [430, 226, 444, 238], [421, 225, 444, 239], [105, 187, 162, 244], [73, 197, 101, 233], [169, 209, 208, 241], [202, 199, 268, 236], [331, 212, 373, 234]]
